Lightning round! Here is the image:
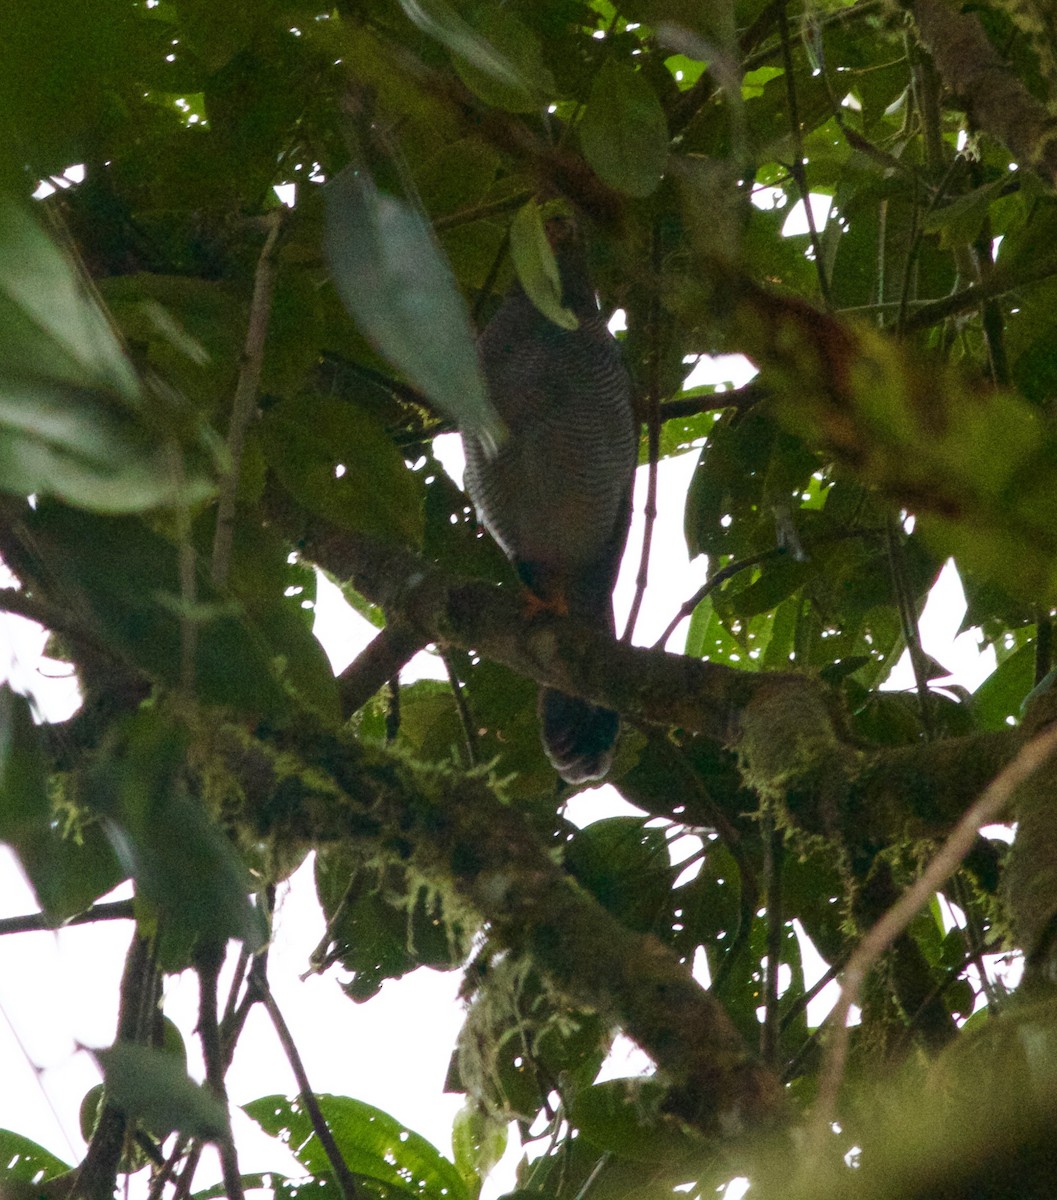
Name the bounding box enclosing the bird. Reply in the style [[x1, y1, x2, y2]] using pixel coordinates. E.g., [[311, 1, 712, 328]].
[[462, 218, 638, 784]]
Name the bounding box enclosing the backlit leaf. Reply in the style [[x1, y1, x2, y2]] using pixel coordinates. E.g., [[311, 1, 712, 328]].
[[509, 199, 578, 330]]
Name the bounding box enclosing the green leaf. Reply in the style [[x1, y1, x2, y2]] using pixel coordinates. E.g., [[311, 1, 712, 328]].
[[579, 61, 669, 198], [324, 167, 505, 454], [400, 0, 546, 111], [0, 686, 49, 843], [94, 1043, 229, 1140], [450, 6, 555, 112], [508, 199, 578, 330], [973, 641, 1033, 731], [0, 196, 220, 512], [23, 503, 290, 716], [87, 708, 267, 965], [245, 1093, 469, 1200], [0, 1128, 71, 1185], [0, 197, 139, 403], [565, 818, 676, 936], [258, 393, 425, 548], [567, 1078, 698, 1164], [313, 847, 468, 1000], [451, 1103, 506, 1197], [15, 817, 125, 924], [0, 686, 119, 921]]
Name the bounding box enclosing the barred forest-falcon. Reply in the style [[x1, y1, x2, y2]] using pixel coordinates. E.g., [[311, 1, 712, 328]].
[[462, 220, 638, 784]]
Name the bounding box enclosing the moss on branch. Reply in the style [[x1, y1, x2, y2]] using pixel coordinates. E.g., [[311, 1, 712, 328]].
[[221, 722, 782, 1134]]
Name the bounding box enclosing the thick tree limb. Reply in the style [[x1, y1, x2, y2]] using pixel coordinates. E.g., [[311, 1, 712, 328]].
[[226, 724, 783, 1133], [266, 485, 1023, 845], [336, 620, 427, 720], [911, 0, 1057, 185]]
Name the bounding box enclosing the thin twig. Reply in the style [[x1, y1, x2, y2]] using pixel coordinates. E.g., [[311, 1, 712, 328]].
[[885, 516, 934, 739], [652, 549, 782, 650], [170, 1143, 204, 1200], [195, 941, 244, 1200], [658, 379, 766, 421], [898, 251, 1057, 331], [809, 721, 1057, 1151], [250, 959, 363, 1200], [760, 825, 784, 1067], [211, 209, 284, 590], [78, 934, 157, 1200], [0, 899, 134, 937], [777, 0, 832, 308], [622, 224, 662, 643], [442, 650, 479, 767]]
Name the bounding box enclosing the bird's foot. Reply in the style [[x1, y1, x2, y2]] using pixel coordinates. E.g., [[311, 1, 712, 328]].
[[523, 588, 569, 619]]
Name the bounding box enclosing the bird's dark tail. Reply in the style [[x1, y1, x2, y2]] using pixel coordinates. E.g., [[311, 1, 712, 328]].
[[539, 687, 620, 785]]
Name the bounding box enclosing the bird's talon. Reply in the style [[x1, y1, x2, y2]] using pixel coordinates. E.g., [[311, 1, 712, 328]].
[[523, 590, 570, 619]]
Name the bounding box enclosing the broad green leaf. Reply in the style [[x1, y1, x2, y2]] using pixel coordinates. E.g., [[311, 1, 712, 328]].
[[23, 503, 290, 716], [87, 708, 267, 965], [313, 847, 468, 1000], [258, 393, 425, 548], [245, 1093, 468, 1200], [324, 167, 504, 454], [567, 1078, 698, 1164], [450, 6, 555, 112], [508, 199, 578, 330], [451, 1103, 506, 1197], [0, 686, 49, 843], [579, 61, 669, 198], [0, 196, 219, 512], [564, 818, 676, 936], [15, 817, 125, 924], [0, 686, 118, 921], [0, 1128, 71, 1189], [94, 1043, 228, 1140], [191, 1173, 310, 1200], [973, 640, 1033, 731], [399, 0, 545, 110], [0, 198, 138, 402]]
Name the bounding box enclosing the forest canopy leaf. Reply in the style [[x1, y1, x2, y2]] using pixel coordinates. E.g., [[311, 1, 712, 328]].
[[509, 199, 578, 330], [245, 1093, 469, 1200], [94, 1044, 229, 1140], [324, 167, 505, 454], [0, 196, 220, 511], [400, 0, 547, 110], [258, 393, 425, 548], [579, 61, 669, 197]]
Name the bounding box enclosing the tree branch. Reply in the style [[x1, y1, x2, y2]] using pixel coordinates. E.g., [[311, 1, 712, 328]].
[[809, 720, 1057, 1146], [336, 620, 427, 720], [227, 723, 783, 1134], [211, 209, 283, 590], [911, 0, 1057, 186], [248, 959, 365, 1200], [266, 482, 1023, 844]]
